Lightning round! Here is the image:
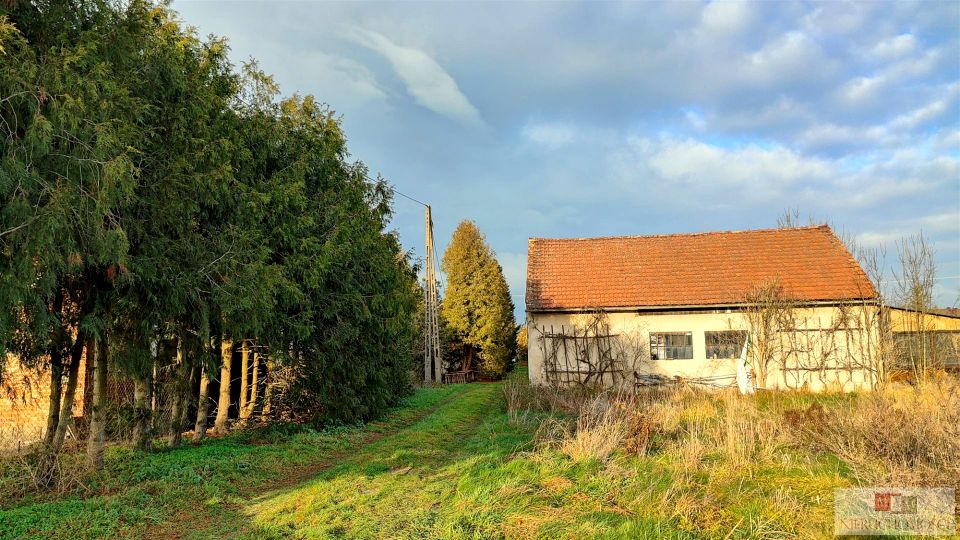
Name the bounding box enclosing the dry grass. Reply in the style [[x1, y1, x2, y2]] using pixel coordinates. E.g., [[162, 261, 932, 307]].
[[787, 377, 960, 487], [537, 391, 639, 461], [504, 381, 656, 462], [502, 379, 596, 420], [0, 441, 93, 498], [517, 376, 960, 488], [498, 378, 958, 537]]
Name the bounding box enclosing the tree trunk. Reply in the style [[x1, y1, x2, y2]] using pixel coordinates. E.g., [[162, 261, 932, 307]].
[[239, 340, 249, 414], [50, 335, 84, 452], [214, 338, 232, 435], [85, 336, 108, 470], [168, 341, 190, 448], [249, 351, 259, 410], [81, 336, 95, 427], [42, 289, 66, 448], [240, 349, 259, 423], [150, 358, 161, 435], [465, 347, 474, 373], [132, 363, 153, 452], [43, 360, 63, 448], [261, 355, 274, 422], [192, 366, 210, 442]]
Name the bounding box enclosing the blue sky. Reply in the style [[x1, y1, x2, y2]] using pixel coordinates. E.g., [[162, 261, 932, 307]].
[[174, 1, 960, 318]]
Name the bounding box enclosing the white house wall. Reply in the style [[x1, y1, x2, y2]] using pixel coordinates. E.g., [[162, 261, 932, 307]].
[[526, 306, 881, 392]]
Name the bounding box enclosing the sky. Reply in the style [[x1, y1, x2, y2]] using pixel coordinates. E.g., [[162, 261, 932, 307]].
[[173, 1, 960, 319]]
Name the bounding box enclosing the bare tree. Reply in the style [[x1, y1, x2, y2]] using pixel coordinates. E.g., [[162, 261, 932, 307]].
[[845, 239, 891, 388], [776, 214, 892, 389], [777, 207, 803, 228], [741, 280, 797, 389], [894, 233, 937, 380], [776, 207, 822, 229], [610, 322, 650, 384]]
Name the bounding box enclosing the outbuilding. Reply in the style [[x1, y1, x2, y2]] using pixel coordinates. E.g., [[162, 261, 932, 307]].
[[525, 225, 886, 391]]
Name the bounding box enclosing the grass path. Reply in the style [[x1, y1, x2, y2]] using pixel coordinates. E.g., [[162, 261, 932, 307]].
[[0, 382, 496, 539], [167, 381, 512, 539], [240, 381, 518, 539]]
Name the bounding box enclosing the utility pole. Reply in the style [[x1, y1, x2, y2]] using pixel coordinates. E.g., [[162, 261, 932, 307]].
[[423, 206, 443, 383]]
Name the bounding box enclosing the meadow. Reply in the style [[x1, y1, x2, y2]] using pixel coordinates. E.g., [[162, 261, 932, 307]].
[[1, 368, 957, 539]]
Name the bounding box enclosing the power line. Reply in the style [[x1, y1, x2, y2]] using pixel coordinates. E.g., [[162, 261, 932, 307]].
[[362, 173, 428, 207], [366, 175, 445, 290], [381, 181, 443, 285], [394, 189, 429, 207]]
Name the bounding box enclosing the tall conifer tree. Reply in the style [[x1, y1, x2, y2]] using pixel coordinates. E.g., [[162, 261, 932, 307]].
[[441, 221, 516, 379]]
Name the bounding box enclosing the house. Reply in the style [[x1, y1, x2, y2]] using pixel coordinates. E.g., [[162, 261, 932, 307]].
[[888, 306, 960, 372], [525, 225, 887, 391]]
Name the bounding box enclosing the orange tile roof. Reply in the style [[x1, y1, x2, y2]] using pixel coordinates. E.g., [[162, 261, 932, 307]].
[[526, 225, 878, 311]]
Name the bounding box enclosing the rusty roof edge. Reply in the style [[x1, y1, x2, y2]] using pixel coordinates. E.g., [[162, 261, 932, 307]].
[[526, 297, 881, 312], [888, 306, 960, 319], [526, 224, 829, 243]]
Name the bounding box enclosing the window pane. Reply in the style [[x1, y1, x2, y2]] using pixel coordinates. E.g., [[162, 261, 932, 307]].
[[705, 331, 746, 359], [650, 332, 693, 360]]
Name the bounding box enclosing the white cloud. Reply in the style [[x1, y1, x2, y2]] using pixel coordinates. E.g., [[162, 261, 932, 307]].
[[798, 123, 893, 151], [888, 85, 958, 132], [800, 3, 870, 36], [933, 129, 960, 151], [840, 48, 945, 108], [609, 133, 954, 210], [747, 31, 813, 69], [683, 108, 707, 131], [840, 76, 883, 106], [521, 121, 576, 148], [869, 33, 917, 60], [889, 98, 950, 132], [857, 212, 960, 253], [699, 1, 755, 38], [883, 48, 943, 81], [710, 97, 813, 133], [856, 231, 904, 249], [795, 85, 957, 150], [741, 31, 831, 87], [344, 26, 483, 126], [642, 136, 832, 189], [301, 51, 387, 103], [917, 212, 960, 232]]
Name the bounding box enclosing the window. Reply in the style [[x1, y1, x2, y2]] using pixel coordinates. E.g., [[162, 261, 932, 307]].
[[705, 331, 747, 359], [650, 332, 693, 360], [894, 332, 960, 369]]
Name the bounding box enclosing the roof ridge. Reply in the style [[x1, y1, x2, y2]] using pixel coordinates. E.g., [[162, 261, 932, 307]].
[[528, 224, 829, 242]]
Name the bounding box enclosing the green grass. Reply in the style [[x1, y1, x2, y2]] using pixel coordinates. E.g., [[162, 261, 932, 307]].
[[0, 371, 933, 539]]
